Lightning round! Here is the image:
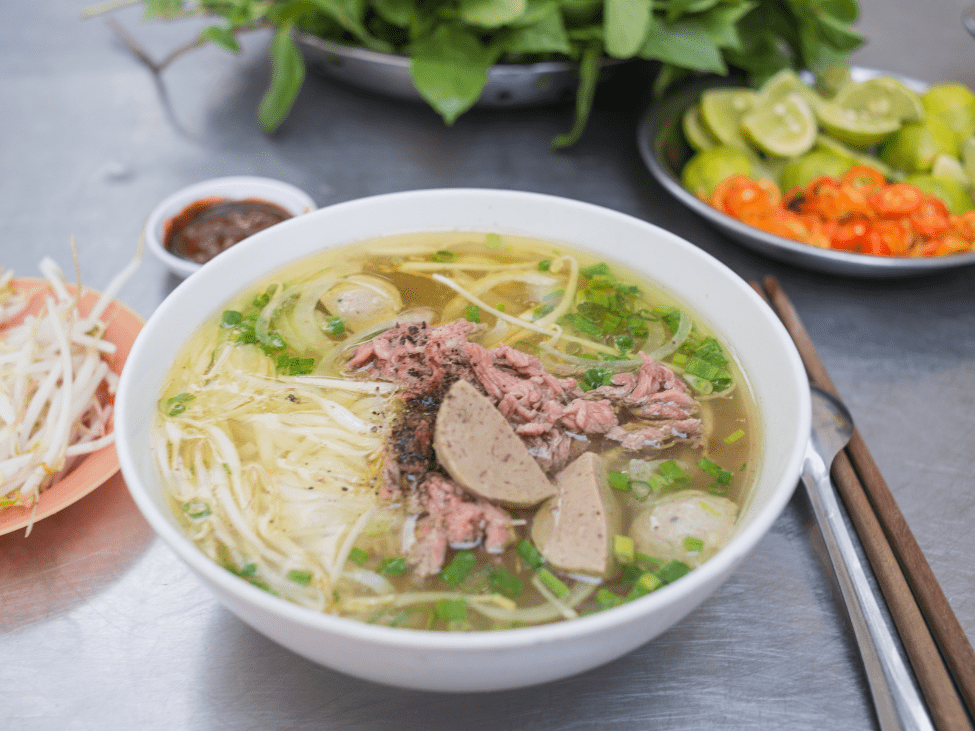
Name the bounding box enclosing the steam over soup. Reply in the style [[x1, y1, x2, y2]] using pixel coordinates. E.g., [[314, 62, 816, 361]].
[[154, 232, 758, 630]]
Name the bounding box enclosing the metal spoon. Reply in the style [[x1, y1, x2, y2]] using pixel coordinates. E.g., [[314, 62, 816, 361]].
[[803, 386, 933, 731]]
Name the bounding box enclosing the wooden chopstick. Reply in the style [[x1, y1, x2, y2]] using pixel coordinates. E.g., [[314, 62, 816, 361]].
[[754, 275, 975, 731]]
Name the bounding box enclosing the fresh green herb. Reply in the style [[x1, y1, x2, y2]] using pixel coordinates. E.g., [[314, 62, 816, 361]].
[[582, 366, 615, 391], [683, 537, 705, 553], [516, 539, 545, 570], [323, 316, 345, 336], [347, 547, 369, 566], [464, 305, 481, 323], [88, 1, 863, 148], [165, 392, 195, 417], [287, 569, 313, 585], [724, 429, 746, 444], [434, 598, 468, 622], [613, 534, 635, 564], [488, 567, 524, 598], [377, 556, 408, 576], [537, 259, 552, 272], [433, 250, 456, 263], [182, 500, 211, 519], [536, 567, 570, 598], [441, 551, 477, 587], [608, 470, 631, 491], [240, 563, 258, 578], [221, 310, 242, 328]]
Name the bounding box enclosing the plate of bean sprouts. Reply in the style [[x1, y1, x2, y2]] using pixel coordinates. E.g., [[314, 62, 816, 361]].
[[0, 257, 143, 536]]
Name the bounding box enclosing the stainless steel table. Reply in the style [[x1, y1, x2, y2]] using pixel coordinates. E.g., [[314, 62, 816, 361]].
[[2, 1, 973, 728]]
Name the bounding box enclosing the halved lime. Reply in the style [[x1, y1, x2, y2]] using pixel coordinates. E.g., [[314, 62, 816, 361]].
[[815, 134, 894, 178], [961, 136, 975, 185], [879, 118, 959, 173], [681, 145, 754, 199], [779, 149, 853, 192], [903, 173, 975, 214], [699, 88, 757, 152], [814, 99, 902, 147], [682, 104, 719, 152], [815, 65, 853, 98], [931, 153, 969, 186], [833, 76, 925, 124], [741, 93, 817, 158], [757, 69, 820, 105], [921, 82, 975, 142]]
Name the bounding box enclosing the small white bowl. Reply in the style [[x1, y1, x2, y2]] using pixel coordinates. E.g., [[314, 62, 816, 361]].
[[144, 176, 317, 278], [117, 189, 810, 692]]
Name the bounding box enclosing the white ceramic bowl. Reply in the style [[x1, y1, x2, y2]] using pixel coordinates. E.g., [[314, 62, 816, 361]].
[[116, 189, 810, 692], [144, 176, 317, 278]]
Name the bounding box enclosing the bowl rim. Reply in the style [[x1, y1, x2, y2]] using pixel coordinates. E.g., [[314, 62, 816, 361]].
[[118, 187, 810, 652], [144, 175, 317, 278]]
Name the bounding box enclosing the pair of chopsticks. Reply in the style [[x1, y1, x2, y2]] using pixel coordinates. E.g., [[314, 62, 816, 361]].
[[753, 275, 975, 731]]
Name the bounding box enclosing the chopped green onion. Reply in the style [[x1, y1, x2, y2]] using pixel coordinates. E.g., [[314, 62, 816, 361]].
[[596, 588, 624, 609], [659, 460, 688, 482], [630, 479, 653, 501], [441, 551, 477, 586], [287, 569, 313, 585], [434, 598, 468, 621], [683, 537, 705, 553], [347, 547, 369, 566], [221, 310, 242, 327], [240, 563, 258, 578], [608, 470, 631, 491], [626, 571, 662, 600], [622, 563, 644, 585], [698, 457, 733, 486], [537, 259, 552, 271], [614, 534, 635, 564], [516, 539, 545, 570], [182, 500, 210, 519], [433, 250, 455, 262], [166, 392, 195, 417], [724, 429, 745, 444], [580, 262, 610, 278], [536, 567, 570, 598], [377, 557, 408, 575], [464, 305, 481, 323], [657, 560, 692, 584], [488, 567, 524, 597], [323, 316, 346, 335]]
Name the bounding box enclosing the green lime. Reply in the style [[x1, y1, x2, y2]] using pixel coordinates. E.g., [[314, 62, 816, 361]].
[[814, 99, 902, 147], [757, 69, 820, 105], [699, 88, 757, 152], [682, 104, 719, 152], [903, 173, 975, 214], [833, 76, 925, 124], [879, 118, 960, 173], [921, 82, 975, 142], [741, 93, 817, 158], [779, 149, 853, 192], [961, 136, 975, 186], [815, 65, 854, 98], [930, 153, 969, 187], [681, 146, 754, 199], [815, 134, 895, 178]]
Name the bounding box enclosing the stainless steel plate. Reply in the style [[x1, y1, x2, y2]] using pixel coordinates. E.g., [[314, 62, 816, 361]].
[[636, 68, 975, 278], [297, 33, 619, 108]]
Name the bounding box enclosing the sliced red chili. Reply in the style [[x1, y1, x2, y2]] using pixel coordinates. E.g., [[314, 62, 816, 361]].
[[841, 165, 887, 196], [868, 183, 923, 216]]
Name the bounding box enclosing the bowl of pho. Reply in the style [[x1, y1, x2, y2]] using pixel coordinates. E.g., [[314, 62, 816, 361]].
[[115, 189, 810, 692]]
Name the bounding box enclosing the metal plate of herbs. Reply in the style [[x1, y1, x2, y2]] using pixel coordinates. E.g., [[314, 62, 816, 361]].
[[637, 68, 975, 278]]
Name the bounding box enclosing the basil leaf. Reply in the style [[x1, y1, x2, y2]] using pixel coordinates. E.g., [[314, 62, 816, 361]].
[[409, 25, 495, 124], [258, 24, 306, 133], [604, 0, 653, 58], [459, 0, 527, 28]]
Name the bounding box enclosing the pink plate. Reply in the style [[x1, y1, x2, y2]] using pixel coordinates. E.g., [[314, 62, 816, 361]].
[[0, 278, 144, 536]]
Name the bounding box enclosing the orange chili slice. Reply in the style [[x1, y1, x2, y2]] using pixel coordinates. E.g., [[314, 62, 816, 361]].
[[868, 183, 923, 217]]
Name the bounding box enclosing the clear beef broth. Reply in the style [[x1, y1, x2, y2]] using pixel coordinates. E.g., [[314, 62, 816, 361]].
[[156, 232, 757, 631]]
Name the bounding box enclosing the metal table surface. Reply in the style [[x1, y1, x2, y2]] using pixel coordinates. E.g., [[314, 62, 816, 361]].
[[2, 1, 973, 729]]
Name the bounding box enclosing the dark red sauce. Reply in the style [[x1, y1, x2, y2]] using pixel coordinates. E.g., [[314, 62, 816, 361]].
[[163, 196, 293, 264]]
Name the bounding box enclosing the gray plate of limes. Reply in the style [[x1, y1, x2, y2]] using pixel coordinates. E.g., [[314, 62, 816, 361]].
[[638, 67, 975, 278]]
